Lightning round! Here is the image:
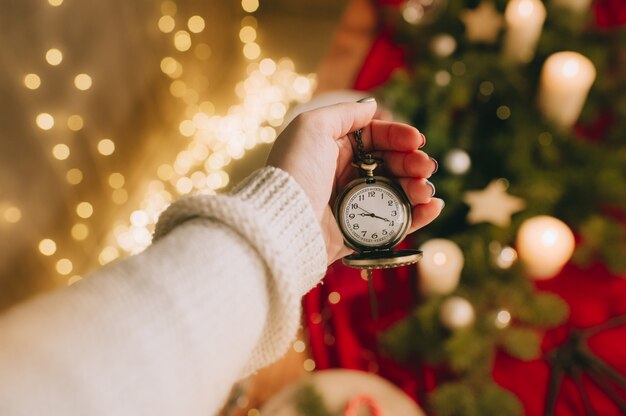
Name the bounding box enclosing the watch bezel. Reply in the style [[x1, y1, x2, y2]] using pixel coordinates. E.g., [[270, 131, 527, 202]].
[[334, 176, 412, 253]]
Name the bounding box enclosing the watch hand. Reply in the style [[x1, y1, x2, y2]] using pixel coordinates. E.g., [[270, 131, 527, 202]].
[[358, 207, 374, 216]]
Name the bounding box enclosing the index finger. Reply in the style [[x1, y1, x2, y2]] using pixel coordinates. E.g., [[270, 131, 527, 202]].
[[358, 120, 425, 152]]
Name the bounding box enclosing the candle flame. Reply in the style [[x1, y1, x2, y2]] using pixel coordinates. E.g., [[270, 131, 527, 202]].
[[541, 228, 558, 246], [562, 59, 580, 78], [433, 252, 447, 266], [517, 0, 534, 17]]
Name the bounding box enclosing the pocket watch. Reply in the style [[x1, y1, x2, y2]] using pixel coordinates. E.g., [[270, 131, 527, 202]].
[[334, 129, 423, 270]]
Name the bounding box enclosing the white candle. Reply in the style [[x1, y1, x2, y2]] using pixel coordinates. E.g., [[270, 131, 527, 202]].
[[516, 215, 575, 279], [538, 51, 596, 129], [504, 0, 546, 63], [418, 239, 464, 296], [553, 0, 591, 13]]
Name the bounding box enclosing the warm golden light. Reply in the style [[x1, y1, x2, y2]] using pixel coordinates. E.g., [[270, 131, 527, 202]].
[[97, 138, 115, 156], [48, 0, 63, 5], [112, 189, 128, 205], [160, 57, 182, 78], [495, 309, 512, 329], [187, 16, 205, 33], [24, 73, 41, 89], [56, 258, 73, 275], [303, 358, 316, 372], [98, 246, 119, 265], [3, 206, 22, 223], [239, 26, 256, 43], [71, 223, 89, 240], [170, 80, 186, 97], [293, 340, 306, 353], [36, 113, 55, 130], [158, 15, 175, 33], [74, 73, 92, 90], [67, 275, 82, 285], [241, 0, 259, 13], [157, 164, 174, 181], [76, 202, 94, 219], [174, 31, 192, 52], [243, 43, 261, 60], [52, 144, 70, 160], [38, 239, 57, 256], [66, 168, 83, 185], [160, 0, 177, 16], [328, 291, 341, 304], [67, 114, 84, 131], [108, 173, 125, 189], [45, 48, 63, 66]]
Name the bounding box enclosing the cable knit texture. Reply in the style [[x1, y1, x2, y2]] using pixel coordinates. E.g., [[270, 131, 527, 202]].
[[154, 166, 328, 373], [0, 166, 327, 416]]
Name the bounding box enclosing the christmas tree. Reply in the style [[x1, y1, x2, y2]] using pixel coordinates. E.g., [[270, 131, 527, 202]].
[[368, 0, 626, 414]]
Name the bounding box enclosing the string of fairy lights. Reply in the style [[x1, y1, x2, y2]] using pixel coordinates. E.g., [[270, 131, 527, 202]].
[[5, 0, 315, 287]]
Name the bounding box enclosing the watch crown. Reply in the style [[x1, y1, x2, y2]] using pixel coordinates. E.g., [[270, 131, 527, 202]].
[[358, 154, 381, 177]]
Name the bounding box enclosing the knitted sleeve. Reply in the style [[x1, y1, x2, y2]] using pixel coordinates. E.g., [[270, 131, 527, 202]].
[[0, 166, 327, 416]]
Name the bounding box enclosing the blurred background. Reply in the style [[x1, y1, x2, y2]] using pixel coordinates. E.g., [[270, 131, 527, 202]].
[[0, 0, 350, 310]]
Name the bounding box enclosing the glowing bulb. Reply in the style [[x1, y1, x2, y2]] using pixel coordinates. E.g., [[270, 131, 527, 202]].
[[259, 58, 276, 75], [46, 48, 63, 65], [108, 172, 125, 189], [303, 358, 316, 372], [328, 291, 341, 304], [243, 43, 261, 60], [97, 139, 115, 155], [3, 206, 21, 223], [444, 149, 471, 174], [71, 223, 89, 240], [157, 164, 174, 180], [241, 0, 259, 13], [48, 0, 63, 6], [187, 16, 205, 33], [439, 296, 475, 329], [495, 310, 512, 329], [239, 26, 256, 43], [66, 168, 83, 184], [76, 202, 93, 219], [36, 113, 54, 130], [158, 15, 175, 33], [67, 115, 84, 131], [38, 239, 57, 256], [56, 258, 73, 275], [130, 210, 149, 227], [293, 340, 306, 353], [24, 73, 41, 89], [174, 31, 192, 51], [74, 73, 92, 90], [52, 144, 70, 160]]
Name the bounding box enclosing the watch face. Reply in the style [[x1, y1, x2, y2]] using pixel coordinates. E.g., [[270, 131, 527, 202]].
[[336, 178, 410, 250]]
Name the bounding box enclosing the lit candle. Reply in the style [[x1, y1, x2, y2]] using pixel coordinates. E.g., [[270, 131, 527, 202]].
[[503, 0, 546, 63], [418, 239, 464, 296], [516, 215, 575, 279], [538, 51, 596, 129], [553, 0, 591, 13]]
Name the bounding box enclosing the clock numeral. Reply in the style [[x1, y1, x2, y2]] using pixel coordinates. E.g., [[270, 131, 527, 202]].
[[353, 223, 359, 230], [348, 213, 355, 219], [382, 229, 388, 235], [368, 191, 375, 197], [389, 221, 395, 227], [358, 195, 365, 201], [361, 231, 367, 237], [381, 193, 384, 199], [388, 200, 393, 206], [372, 233, 378, 239], [391, 210, 397, 216], [351, 203, 358, 209]]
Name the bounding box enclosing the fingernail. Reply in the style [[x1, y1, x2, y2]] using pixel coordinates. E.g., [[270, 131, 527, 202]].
[[419, 133, 426, 148], [430, 157, 438, 174], [438, 198, 445, 210], [426, 180, 436, 197], [357, 96, 376, 103]]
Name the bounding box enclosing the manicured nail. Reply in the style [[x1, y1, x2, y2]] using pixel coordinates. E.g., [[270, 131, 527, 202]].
[[430, 157, 438, 174], [419, 133, 426, 148], [426, 180, 436, 197], [438, 198, 445, 210], [357, 96, 376, 103]]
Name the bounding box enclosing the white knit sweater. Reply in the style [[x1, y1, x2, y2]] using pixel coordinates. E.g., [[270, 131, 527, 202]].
[[0, 167, 328, 415]]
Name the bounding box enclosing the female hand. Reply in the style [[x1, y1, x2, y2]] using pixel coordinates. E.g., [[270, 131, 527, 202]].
[[267, 99, 443, 264]]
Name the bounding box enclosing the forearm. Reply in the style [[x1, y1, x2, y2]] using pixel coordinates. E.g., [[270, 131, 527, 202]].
[[0, 167, 327, 416]]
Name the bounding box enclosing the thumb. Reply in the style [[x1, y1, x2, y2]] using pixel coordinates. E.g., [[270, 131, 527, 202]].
[[305, 99, 378, 140]]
